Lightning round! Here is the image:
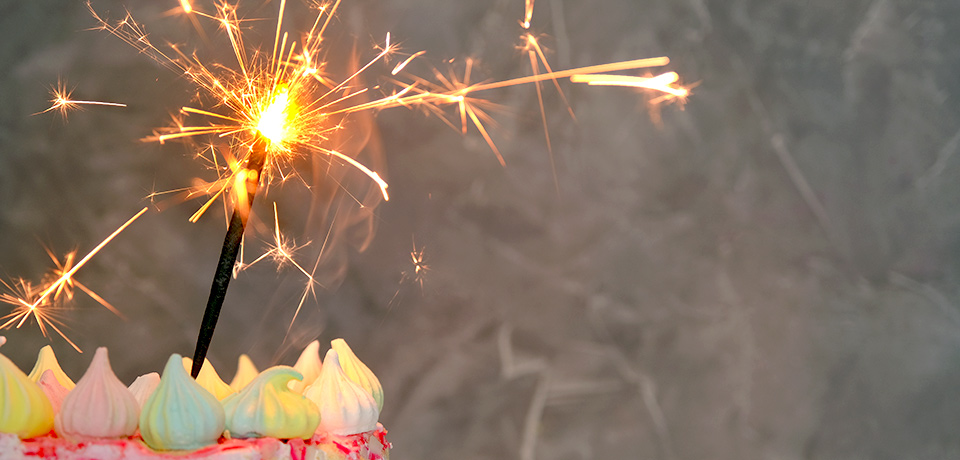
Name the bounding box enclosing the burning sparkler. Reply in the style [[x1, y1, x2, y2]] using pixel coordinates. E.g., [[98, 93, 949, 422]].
[[83, 0, 687, 375], [0, 207, 147, 352]]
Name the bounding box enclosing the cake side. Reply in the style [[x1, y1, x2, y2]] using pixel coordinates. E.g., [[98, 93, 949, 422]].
[[2, 424, 389, 460], [0, 339, 390, 460]]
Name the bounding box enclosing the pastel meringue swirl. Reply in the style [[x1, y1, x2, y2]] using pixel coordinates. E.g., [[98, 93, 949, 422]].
[[331, 338, 384, 411], [37, 370, 70, 415], [128, 372, 161, 409], [140, 354, 225, 451], [55, 347, 139, 440], [182, 357, 235, 401], [0, 350, 54, 438], [304, 349, 379, 436], [28, 345, 75, 390], [229, 354, 259, 391], [222, 366, 320, 439], [289, 340, 322, 394]]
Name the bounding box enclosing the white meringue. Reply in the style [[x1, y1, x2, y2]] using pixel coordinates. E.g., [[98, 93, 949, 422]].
[[331, 339, 383, 411], [304, 349, 379, 436], [128, 372, 161, 408]]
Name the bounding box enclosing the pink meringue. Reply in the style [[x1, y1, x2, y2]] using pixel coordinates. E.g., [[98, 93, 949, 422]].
[[36, 370, 70, 415], [55, 347, 139, 440]]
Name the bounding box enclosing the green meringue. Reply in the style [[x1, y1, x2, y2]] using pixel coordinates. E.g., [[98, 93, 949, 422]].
[[331, 339, 383, 411], [222, 366, 320, 439], [139, 354, 225, 451]]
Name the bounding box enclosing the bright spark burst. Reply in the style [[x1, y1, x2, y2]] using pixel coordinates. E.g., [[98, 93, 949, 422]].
[[90, 0, 684, 218], [0, 207, 148, 352], [82, 0, 686, 332], [89, 0, 394, 225], [36, 79, 127, 117]]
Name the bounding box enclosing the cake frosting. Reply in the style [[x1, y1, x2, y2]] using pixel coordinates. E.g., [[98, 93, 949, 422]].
[[331, 339, 384, 411], [140, 354, 226, 451], [28, 345, 75, 390], [128, 372, 161, 408], [36, 370, 69, 415], [0, 351, 54, 439], [182, 357, 236, 401], [222, 366, 320, 439], [289, 340, 322, 394], [229, 354, 258, 391], [0, 339, 390, 460], [55, 347, 140, 440], [304, 349, 380, 436]]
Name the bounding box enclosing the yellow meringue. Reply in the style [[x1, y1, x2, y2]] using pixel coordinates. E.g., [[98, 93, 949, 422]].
[[331, 338, 384, 411], [289, 340, 322, 394], [182, 357, 235, 401], [229, 354, 259, 391], [55, 347, 139, 440], [140, 354, 225, 451], [0, 350, 54, 438], [222, 366, 320, 439], [304, 349, 379, 436], [28, 345, 75, 390]]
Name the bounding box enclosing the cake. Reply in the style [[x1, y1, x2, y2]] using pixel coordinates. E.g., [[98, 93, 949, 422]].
[[0, 338, 390, 460]]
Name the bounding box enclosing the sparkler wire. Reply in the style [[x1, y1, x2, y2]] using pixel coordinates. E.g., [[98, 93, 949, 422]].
[[191, 137, 268, 377]]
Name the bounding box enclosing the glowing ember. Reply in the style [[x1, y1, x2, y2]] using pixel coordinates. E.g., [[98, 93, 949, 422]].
[[256, 85, 294, 146], [571, 72, 690, 102], [37, 79, 126, 117], [522, 0, 535, 29]]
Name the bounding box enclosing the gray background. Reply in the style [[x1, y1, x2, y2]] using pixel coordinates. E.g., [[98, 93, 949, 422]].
[[2, 0, 960, 459]]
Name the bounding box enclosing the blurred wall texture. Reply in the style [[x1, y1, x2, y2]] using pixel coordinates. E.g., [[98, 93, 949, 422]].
[[1, 0, 960, 459]]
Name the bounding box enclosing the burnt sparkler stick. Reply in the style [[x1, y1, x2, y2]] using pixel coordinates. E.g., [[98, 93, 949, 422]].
[[192, 137, 268, 378]]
